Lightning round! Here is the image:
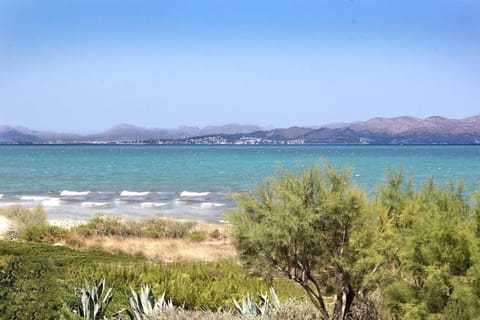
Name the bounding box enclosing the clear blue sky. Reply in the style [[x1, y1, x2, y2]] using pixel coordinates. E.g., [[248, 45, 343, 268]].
[[1, 0, 479, 132]]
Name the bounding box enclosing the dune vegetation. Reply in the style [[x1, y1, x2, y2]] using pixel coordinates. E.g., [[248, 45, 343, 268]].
[[1, 165, 480, 319]]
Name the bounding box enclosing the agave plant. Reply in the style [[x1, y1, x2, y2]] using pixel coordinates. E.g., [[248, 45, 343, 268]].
[[233, 287, 280, 317], [126, 284, 174, 320], [73, 278, 115, 320]]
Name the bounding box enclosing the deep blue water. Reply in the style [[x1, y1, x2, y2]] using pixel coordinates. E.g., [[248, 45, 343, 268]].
[[0, 145, 479, 221]]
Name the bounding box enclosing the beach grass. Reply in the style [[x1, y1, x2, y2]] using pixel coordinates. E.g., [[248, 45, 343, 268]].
[[70, 215, 233, 261], [0, 208, 234, 261], [0, 205, 48, 238], [72, 215, 198, 238]]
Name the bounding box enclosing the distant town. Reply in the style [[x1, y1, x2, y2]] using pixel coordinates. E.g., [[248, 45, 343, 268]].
[[1, 115, 480, 145]]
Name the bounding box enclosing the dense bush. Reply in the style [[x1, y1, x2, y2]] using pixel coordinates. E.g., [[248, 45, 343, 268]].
[[0, 241, 140, 319], [19, 224, 68, 243], [230, 166, 480, 320], [229, 165, 371, 319], [372, 173, 480, 319], [189, 230, 208, 242]]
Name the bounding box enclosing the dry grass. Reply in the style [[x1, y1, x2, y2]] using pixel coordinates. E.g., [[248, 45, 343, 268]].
[[76, 235, 236, 262], [0, 205, 47, 237], [145, 299, 320, 319], [0, 216, 13, 240], [63, 219, 236, 262]]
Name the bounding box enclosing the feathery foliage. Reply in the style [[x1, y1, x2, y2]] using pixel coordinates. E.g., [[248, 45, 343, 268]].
[[229, 165, 373, 319]]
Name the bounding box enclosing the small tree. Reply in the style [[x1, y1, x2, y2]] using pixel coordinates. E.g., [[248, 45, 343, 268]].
[[229, 165, 374, 319], [375, 175, 480, 319]]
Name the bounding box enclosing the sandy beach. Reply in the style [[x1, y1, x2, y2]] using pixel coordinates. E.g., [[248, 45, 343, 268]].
[[0, 215, 12, 239], [0, 208, 236, 262]]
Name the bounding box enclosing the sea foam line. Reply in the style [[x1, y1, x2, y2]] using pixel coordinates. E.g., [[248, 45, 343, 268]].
[[60, 190, 91, 196], [180, 191, 210, 197], [120, 191, 151, 197], [20, 196, 50, 201], [200, 202, 224, 208], [81, 202, 109, 208], [141, 202, 167, 208], [42, 198, 61, 207]]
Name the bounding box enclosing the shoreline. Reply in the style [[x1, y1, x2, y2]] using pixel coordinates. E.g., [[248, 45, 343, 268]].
[[0, 190, 232, 224], [0, 209, 235, 262]]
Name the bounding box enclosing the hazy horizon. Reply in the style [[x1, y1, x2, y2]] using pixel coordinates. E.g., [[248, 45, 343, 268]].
[[1, 0, 479, 132], [3, 113, 480, 136]]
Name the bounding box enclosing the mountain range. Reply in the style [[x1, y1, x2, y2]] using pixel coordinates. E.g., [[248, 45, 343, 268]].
[[1, 116, 480, 144], [0, 124, 262, 144]]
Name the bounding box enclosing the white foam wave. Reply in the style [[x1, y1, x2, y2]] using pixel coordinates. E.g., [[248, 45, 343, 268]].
[[180, 191, 210, 197], [42, 198, 61, 207], [200, 202, 225, 208], [81, 202, 109, 208], [60, 190, 91, 196], [141, 202, 167, 208], [0, 202, 16, 207], [0, 194, 3, 199], [20, 196, 49, 201], [120, 191, 151, 197]]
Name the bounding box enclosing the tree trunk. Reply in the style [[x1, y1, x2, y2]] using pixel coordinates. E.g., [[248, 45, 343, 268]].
[[303, 286, 330, 320], [333, 291, 344, 320], [342, 284, 356, 320]]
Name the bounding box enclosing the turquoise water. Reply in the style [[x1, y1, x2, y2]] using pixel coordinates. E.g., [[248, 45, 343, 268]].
[[0, 145, 479, 221]]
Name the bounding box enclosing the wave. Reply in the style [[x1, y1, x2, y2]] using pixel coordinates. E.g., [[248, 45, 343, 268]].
[[81, 202, 109, 208], [20, 196, 49, 201], [42, 198, 61, 207], [141, 202, 167, 208], [0, 194, 3, 199], [180, 191, 210, 197], [120, 191, 151, 197], [60, 190, 91, 196], [200, 202, 225, 208]]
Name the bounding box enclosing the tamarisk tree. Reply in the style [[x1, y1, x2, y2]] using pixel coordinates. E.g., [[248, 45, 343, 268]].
[[229, 166, 375, 319]]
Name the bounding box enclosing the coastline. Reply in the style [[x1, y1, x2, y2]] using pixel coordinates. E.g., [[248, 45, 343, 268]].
[[0, 189, 232, 224], [0, 209, 235, 262]]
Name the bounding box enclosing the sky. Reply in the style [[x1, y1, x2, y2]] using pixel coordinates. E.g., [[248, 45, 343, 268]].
[[0, 0, 479, 133]]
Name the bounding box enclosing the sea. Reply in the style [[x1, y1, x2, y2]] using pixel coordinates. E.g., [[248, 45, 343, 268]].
[[0, 145, 479, 222]]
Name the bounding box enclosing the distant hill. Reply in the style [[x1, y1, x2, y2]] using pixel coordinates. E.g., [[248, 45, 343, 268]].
[[349, 115, 480, 135], [1, 116, 479, 144], [0, 123, 263, 143], [85, 123, 263, 141], [187, 116, 480, 145], [0, 126, 42, 143]]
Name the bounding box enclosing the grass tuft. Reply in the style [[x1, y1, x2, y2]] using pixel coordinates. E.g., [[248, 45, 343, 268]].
[[72, 215, 197, 239], [0, 205, 48, 237]]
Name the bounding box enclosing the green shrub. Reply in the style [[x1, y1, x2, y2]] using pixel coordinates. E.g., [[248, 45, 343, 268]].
[[20, 225, 68, 243], [189, 230, 207, 242], [73, 215, 125, 237], [209, 229, 224, 240], [73, 215, 197, 239]]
